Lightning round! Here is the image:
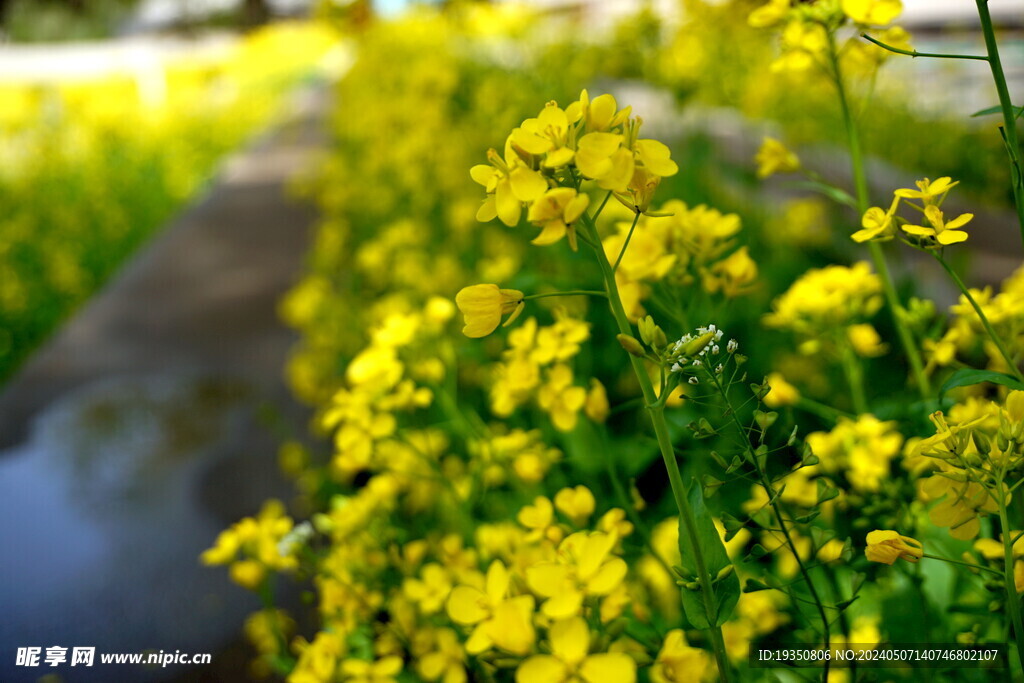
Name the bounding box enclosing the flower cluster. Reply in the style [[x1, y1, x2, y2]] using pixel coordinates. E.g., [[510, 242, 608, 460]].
[[913, 393, 1024, 539], [764, 262, 884, 361], [749, 0, 910, 75], [853, 176, 974, 246], [472, 89, 679, 247], [604, 201, 758, 320]]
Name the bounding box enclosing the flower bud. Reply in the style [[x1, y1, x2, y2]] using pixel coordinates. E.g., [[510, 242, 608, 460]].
[[617, 334, 646, 357], [681, 330, 716, 356]]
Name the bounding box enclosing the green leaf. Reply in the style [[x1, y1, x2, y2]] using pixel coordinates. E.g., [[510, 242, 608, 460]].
[[939, 368, 1024, 399], [816, 478, 839, 504], [743, 578, 771, 593], [970, 104, 1024, 120], [850, 571, 867, 596], [789, 180, 858, 210], [677, 480, 740, 628]]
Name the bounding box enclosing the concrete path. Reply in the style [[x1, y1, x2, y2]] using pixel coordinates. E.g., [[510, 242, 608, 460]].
[[0, 83, 327, 682]]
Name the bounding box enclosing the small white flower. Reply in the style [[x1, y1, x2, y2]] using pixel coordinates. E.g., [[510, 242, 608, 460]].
[[692, 359, 702, 367], [277, 521, 314, 556], [727, 339, 738, 353], [716, 364, 724, 374], [711, 344, 720, 355], [688, 377, 699, 385], [714, 330, 724, 342], [671, 362, 683, 373]]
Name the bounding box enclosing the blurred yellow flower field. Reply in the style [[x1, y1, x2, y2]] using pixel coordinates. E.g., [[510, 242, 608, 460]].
[[0, 21, 336, 380]]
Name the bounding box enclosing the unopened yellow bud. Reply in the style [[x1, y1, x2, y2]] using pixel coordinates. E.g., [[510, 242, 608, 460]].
[[617, 334, 646, 357]]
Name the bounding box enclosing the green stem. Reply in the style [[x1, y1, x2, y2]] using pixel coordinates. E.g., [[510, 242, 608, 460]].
[[795, 396, 853, 423], [827, 32, 932, 399], [934, 253, 1024, 382], [974, 0, 1024, 246], [997, 485, 1024, 675], [581, 215, 733, 683], [613, 211, 642, 272], [921, 553, 1002, 577], [592, 190, 614, 223], [524, 290, 608, 300], [861, 33, 989, 61]]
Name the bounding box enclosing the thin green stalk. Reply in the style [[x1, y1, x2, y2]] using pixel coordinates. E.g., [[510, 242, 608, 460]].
[[861, 34, 989, 61], [827, 32, 932, 399], [524, 290, 608, 301], [613, 211, 642, 271], [975, 0, 1024, 246], [920, 553, 1003, 577], [997, 484, 1024, 674], [796, 396, 853, 423], [581, 215, 733, 683], [934, 253, 1024, 382]]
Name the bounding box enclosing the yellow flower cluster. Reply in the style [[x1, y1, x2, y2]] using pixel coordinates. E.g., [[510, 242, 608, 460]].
[[0, 21, 336, 380], [488, 315, 606, 431], [806, 414, 903, 492], [201, 500, 299, 589], [472, 89, 679, 247], [913, 392, 1024, 539], [600, 199, 757, 320], [749, 0, 909, 75], [854, 176, 974, 246], [764, 262, 883, 355], [925, 263, 1024, 374]]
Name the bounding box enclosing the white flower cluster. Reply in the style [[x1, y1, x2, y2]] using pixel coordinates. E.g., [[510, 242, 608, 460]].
[[669, 324, 738, 384]]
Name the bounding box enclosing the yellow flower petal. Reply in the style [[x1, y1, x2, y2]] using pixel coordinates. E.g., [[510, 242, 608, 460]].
[[580, 653, 637, 683], [447, 586, 489, 624], [549, 617, 590, 666], [515, 655, 565, 683]]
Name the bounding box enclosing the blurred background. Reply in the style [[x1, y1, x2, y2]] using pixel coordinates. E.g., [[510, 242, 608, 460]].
[[0, 0, 1021, 681]]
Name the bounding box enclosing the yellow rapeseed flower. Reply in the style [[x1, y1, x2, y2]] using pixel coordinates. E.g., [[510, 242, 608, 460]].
[[471, 138, 549, 226], [339, 656, 403, 683], [576, 131, 635, 192], [527, 187, 590, 248], [526, 531, 627, 618], [843, 0, 902, 25], [894, 176, 958, 204], [455, 284, 525, 338], [702, 246, 758, 297], [865, 530, 923, 565], [748, 0, 790, 28], [585, 378, 610, 423], [537, 364, 588, 432], [650, 629, 714, 683], [852, 196, 900, 243], [755, 137, 800, 178], [554, 485, 596, 526], [902, 205, 973, 246], [446, 560, 536, 655], [847, 323, 888, 357], [515, 617, 636, 683], [566, 89, 632, 133], [763, 372, 800, 408]]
